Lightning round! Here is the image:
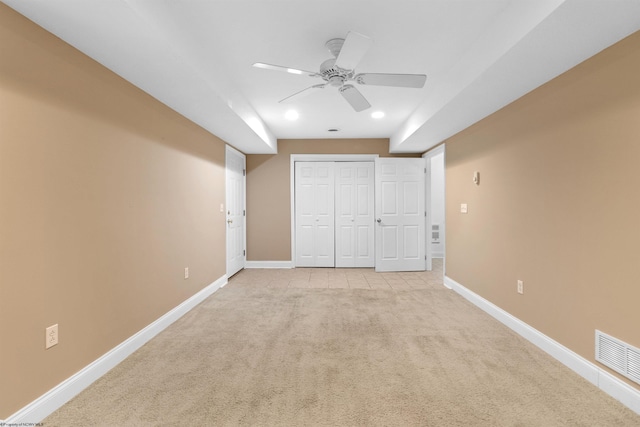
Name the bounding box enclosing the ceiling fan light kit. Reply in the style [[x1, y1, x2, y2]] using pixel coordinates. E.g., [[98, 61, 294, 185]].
[[253, 31, 427, 112]]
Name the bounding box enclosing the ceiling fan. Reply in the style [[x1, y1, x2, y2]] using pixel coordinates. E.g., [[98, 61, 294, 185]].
[[253, 31, 427, 112]]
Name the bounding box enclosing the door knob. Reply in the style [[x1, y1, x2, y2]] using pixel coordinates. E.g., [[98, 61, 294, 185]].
[[376, 218, 382, 223], [227, 219, 233, 224]]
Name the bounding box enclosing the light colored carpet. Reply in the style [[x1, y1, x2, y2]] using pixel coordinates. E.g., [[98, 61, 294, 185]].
[[44, 273, 639, 426]]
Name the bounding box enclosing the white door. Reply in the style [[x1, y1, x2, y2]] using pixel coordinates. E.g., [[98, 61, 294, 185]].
[[335, 162, 375, 267], [295, 162, 335, 267], [375, 158, 426, 272], [226, 145, 246, 277]]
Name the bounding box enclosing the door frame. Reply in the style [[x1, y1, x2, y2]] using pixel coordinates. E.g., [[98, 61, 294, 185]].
[[290, 154, 378, 267], [226, 144, 246, 277], [423, 144, 446, 274]]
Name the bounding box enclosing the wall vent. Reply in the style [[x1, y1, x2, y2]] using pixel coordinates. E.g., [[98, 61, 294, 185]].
[[595, 330, 640, 385]]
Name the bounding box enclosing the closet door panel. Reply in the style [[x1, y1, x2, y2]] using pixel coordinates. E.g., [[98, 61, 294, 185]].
[[335, 162, 374, 267], [295, 162, 335, 267]]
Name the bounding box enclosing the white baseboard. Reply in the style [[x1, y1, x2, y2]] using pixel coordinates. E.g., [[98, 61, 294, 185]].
[[245, 260, 293, 269], [3, 275, 228, 425], [444, 276, 640, 416]]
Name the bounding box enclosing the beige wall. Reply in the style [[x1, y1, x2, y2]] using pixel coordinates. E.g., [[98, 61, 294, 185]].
[[0, 5, 227, 418], [445, 30, 640, 391], [246, 139, 418, 261]]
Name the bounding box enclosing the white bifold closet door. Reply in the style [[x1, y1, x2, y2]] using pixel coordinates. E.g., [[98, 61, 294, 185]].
[[335, 162, 375, 267], [295, 162, 335, 267], [294, 161, 375, 268]]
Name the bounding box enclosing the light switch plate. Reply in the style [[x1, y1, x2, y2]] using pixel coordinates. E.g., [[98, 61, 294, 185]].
[[460, 203, 468, 214]]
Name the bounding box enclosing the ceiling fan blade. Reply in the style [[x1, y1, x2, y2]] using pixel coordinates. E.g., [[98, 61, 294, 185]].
[[253, 62, 319, 77], [339, 84, 371, 112], [355, 73, 427, 88], [334, 31, 373, 71], [279, 84, 326, 103]]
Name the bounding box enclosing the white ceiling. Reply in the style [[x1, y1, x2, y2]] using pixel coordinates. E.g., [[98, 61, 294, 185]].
[[3, 0, 640, 154]]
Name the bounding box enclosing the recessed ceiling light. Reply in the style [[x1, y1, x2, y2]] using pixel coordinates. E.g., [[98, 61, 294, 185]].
[[285, 110, 299, 121], [371, 111, 385, 119]]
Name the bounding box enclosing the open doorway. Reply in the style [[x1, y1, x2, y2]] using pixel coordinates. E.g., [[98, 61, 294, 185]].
[[423, 145, 445, 274]]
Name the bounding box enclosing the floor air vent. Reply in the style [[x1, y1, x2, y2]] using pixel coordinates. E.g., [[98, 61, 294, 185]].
[[595, 330, 640, 385]]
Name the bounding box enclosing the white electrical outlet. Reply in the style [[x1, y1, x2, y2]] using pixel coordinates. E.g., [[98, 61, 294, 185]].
[[460, 203, 468, 214], [46, 324, 58, 349], [184, 267, 189, 279], [517, 280, 524, 294]]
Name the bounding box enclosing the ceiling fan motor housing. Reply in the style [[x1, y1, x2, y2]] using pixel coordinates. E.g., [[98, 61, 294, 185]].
[[319, 58, 353, 86], [325, 38, 345, 58]]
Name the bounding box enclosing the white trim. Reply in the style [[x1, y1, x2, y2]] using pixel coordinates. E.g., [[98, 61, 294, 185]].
[[225, 144, 245, 158], [289, 154, 379, 267], [3, 275, 227, 425], [291, 154, 380, 162], [245, 260, 294, 269], [423, 152, 432, 271], [444, 275, 640, 415], [423, 144, 445, 157], [599, 369, 640, 415]]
